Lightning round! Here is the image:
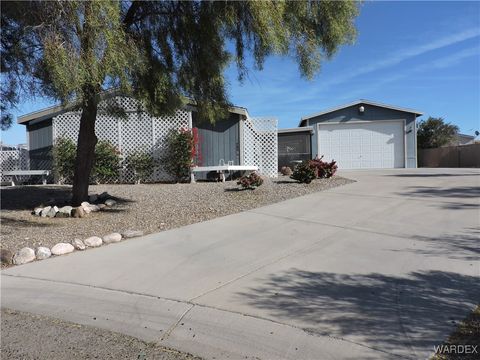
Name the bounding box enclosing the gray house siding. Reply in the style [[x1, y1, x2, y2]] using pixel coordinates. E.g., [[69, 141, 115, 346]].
[[305, 104, 417, 168], [192, 112, 241, 167], [27, 118, 54, 171]]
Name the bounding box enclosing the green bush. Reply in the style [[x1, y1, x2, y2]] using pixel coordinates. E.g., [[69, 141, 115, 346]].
[[290, 160, 317, 184], [53, 137, 120, 184], [237, 172, 263, 189], [53, 137, 76, 184], [126, 150, 156, 184], [163, 129, 196, 182]]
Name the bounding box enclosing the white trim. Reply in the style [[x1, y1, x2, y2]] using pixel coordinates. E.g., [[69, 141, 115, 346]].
[[239, 116, 244, 165], [278, 126, 314, 134], [317, 119, 406, 169]]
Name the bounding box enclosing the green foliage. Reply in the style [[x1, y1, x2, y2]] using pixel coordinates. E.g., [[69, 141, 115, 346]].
[[126, 150, 156, 184], [417, 117, 459, 149], [237, 172, 264, 190], [163, 129, 196, 182], [53, 137, 120, 184], [290, 161, 317, 184], [91, 140, 121, 183], [53, 137, 77, 184]]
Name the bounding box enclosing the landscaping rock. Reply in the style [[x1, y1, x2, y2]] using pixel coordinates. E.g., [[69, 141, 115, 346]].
[[71, 239, 86, 250], [72, 207, 85, 218], [83, 206, 92, 214], [1, 249, 14, 265], [122, 230, 144, 238], [102, 232, 122, 244], [98, 204, 106, 210], [35, 247, 52, 260], [105, 199, 117, 207], [81, 201, 90, 208], [51, 243, 74, 255], [88, 204, 100, 212], [33, 207, 43, 216], [46, 206, 59, 218], [41, 206, 52, 217], [12, 247, 36, 265], [56, 206, 73, 218], [89, 194, 98, 203], [84, 236, 102, 247]]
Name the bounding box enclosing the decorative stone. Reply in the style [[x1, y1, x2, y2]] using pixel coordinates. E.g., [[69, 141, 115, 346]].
[[71, 239, 86, 250], [89, 194, 98, 203], [83, 206, 92, 214], [72, 207, 85, 218], [33, 207, 43, 216], [88, 204, 100, 212], [105, 199, 117, 207], [56, 206, 73, 218], [51, 242, 74, 255], [12, 247, 36, 265], [1, 249, 14, 265], [98, 204, 106, 210], [102, 232, 122, 244], [122, 230, 144, 238], [41, 206, 52, 217], [81, 201, 90, 208], [35, 247, 51, 260], [46, 206, 59, 218], [84, 236, 102, 247]]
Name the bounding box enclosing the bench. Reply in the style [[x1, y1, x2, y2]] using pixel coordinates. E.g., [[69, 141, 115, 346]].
[[3, 170, 51, 186], [191, 165, 258, 183]]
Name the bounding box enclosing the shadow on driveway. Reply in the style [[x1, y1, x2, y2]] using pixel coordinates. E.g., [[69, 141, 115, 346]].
[[237, 269, 480, 356]]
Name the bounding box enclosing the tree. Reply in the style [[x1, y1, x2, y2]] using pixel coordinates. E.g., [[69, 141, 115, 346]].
[[417, 117, 459, 149], [1, 0, 359, 205]]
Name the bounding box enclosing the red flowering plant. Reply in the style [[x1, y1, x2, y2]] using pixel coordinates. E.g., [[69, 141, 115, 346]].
[[237, 171, 264, 190], [163, 127, 200, 182], [309, 155, 337, 178]]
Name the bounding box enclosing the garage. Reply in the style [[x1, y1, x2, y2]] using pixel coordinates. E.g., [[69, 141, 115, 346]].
[[298, 100, 423, 169], [317, 121, 405, 169]]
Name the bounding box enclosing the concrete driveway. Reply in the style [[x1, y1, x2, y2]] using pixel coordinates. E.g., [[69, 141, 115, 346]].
[[2, 168, 479, 360]]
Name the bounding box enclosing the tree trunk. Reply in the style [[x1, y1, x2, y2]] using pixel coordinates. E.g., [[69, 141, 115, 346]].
[[71, 97, 98, 206]]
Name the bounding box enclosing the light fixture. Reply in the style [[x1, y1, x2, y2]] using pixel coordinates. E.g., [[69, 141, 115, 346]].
[[359, 105, 365, 113]]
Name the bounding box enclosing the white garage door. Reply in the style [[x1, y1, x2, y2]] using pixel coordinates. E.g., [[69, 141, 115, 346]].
[[317, 121, 405, 169]]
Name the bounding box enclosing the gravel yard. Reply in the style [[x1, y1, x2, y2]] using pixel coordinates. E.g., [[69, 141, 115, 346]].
[[1, 176, 354, 254]]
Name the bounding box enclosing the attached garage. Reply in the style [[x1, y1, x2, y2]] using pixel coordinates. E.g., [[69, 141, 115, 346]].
[[299, 100, 422, 169]]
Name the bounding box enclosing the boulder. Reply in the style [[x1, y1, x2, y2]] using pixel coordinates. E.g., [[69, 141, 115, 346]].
[[105, 199, 117, 207], [12, 247, 36, 265], [89, 194, 98, 203], [97, 204, 107, 210], [72, 207, 85, 218], [35, 247, 52, 260], [33, 207, 43, 216], [1, 249, 14, 265], [83, 206, 92, 214], [51, 242, 74, 255], [56, 206, 73, 218], [88, 204, 100, 212], [41, 206, 52, 217], [81, 201, 90, 208], [84, 236, 102, 247], [102, 232, 122, 244], [71, 239, 86, 250], [122, 230, 144, 238], [46, 206, 59, 218]]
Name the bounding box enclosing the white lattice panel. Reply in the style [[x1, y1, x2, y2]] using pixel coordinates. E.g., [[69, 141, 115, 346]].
[[0, 149, 29, 181], [243, 117, 278, 177], [52, 97, 190, 183]]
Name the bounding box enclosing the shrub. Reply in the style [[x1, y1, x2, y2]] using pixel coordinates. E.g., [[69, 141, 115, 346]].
[[237, 172, 264, 189], [53, 137, 121, 184], [163, 128, 197, 182], [280, 166, 292, 176], [290, 160, 316, 184], [126, 150, 156, 184], [53, 137, 76, 184], [91, 140, 121, 183], [309, 156, 338, 178]]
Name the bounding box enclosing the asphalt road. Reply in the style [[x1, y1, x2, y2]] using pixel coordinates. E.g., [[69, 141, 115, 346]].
[[2, 168, 479, 360]]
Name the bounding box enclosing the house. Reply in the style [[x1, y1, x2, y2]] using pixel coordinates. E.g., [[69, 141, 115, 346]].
[[446, 133, 476, 147], [291, 100, 423, 169], [15, 96, 278, 182]]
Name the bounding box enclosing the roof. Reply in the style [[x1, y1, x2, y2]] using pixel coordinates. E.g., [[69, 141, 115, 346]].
[[299, 99, 423, 127], [278, 126, 314, 134], [17, 95, 248, 125]]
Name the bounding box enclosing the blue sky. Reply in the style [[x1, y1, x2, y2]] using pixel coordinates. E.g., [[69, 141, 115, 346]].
[[2, 0, 479, 145]]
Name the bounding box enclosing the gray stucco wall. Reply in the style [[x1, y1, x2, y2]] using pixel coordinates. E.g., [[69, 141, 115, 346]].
[[304, 104, 417, 168], [192, 112, 241, 167]]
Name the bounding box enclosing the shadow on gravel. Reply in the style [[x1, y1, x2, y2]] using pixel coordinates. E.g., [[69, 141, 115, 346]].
[[238, 269, 480, 356], [0, 186, 134, 211], [1, 217, 56, 228]]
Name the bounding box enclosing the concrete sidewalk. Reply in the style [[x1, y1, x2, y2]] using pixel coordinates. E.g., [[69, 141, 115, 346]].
[[2, 168, 479, 359]]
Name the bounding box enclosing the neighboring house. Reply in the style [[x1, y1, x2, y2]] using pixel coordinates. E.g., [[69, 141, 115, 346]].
[[15, 96, 278, 182], [293, 100, 423, 169], [446, 133, 476, 146]]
